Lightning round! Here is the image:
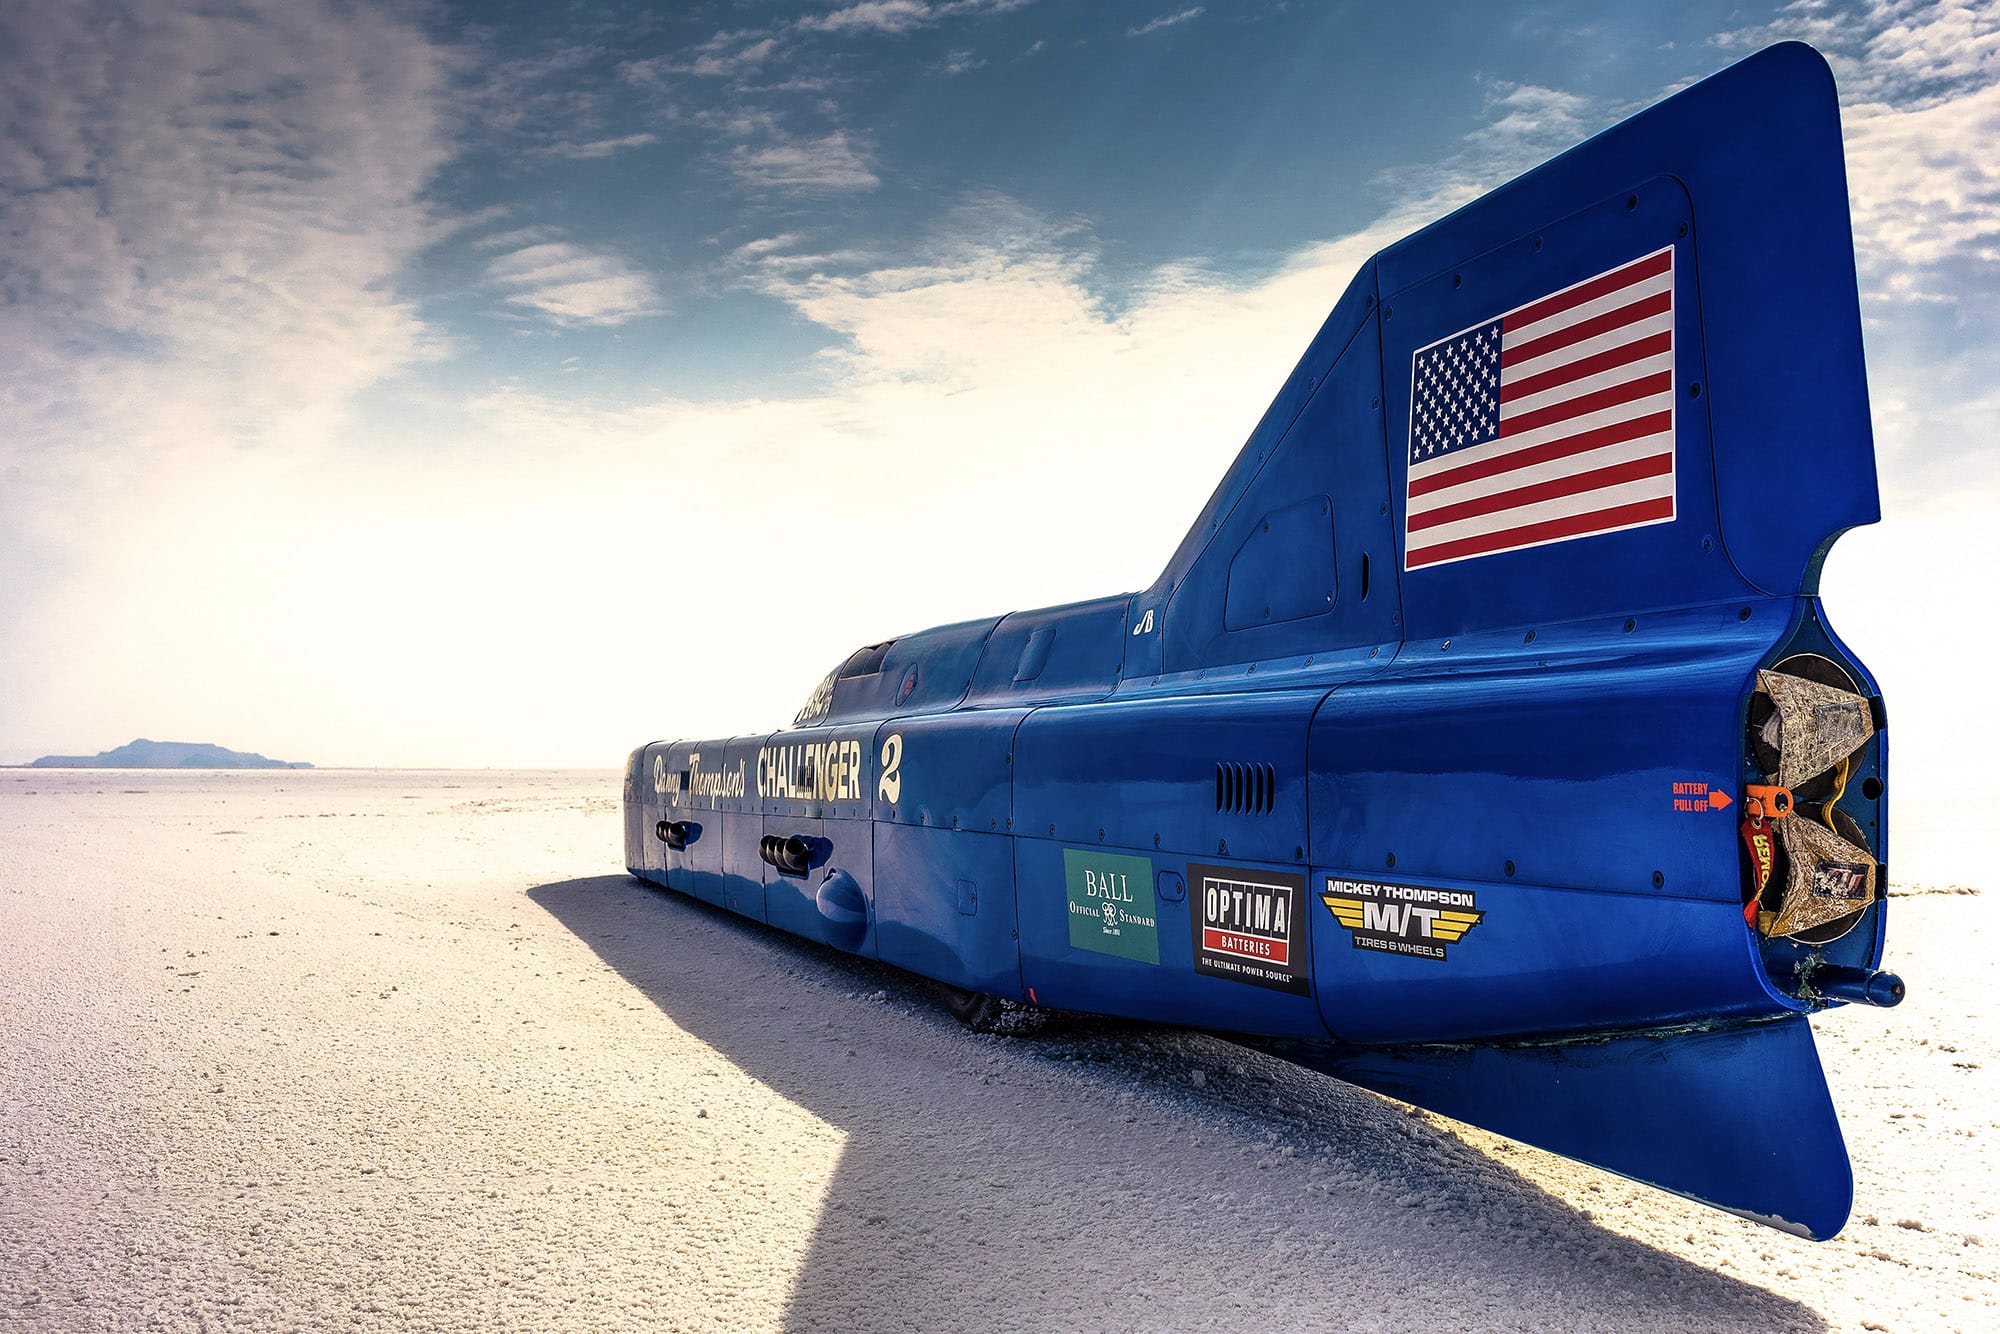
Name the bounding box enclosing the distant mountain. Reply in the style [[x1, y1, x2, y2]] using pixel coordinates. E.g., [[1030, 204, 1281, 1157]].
[[28, 739, 313, 770]]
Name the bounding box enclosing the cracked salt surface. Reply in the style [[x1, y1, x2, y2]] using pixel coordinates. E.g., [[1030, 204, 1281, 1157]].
[[0, 769, 1992, 1331]]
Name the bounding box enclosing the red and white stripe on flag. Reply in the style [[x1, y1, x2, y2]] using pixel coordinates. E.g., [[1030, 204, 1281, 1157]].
[[1403, 247, 1676, 570]]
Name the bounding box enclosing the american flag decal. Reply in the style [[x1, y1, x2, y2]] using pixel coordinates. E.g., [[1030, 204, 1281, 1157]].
[[1404, 247, 1675, 570]]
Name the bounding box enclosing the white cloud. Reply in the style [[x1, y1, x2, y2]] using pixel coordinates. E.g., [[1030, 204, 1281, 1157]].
[[6, 4, 1990, 773], [722, 232, 871, 276], [728, 233, 809, 264], [427, 197, 1413, 755], [537, 131, 660, 159], [1129, 7, 1204, 37], [692, 106, 788, 139], [799, 1, 936, 34], [624, 31, 778, 82], [1715, 1, 2000, 308], [665, 0, 1027, 71], [1844, 81, 2000, 291], [3, 5, 448, 335], [485, 241, 664, 325], [0, 0, 458, 760], [474, 224, 565, 251], [0, 27, 1636, 766], [730, 131, 880, 192], [694, 36, 780, 76], [1717, 2, 2000, 306], [0, 0, 453, 525], [1464, 83, 1599, 154], [620, 0, 1022, 213], [467, 40, 613, 143], [796, 1, 1028, 36]]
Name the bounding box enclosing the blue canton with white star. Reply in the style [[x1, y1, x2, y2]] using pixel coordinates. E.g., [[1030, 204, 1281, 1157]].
[[1410, 319, 1502, 465]]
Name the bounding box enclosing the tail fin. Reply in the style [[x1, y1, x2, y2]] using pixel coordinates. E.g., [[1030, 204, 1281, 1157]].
[[1293, 1016, 1852, 1239], [1132, 41, 1877, 674]]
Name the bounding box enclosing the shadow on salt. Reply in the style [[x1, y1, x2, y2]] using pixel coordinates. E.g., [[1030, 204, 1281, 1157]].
[[530, 874, 1825, 1333]]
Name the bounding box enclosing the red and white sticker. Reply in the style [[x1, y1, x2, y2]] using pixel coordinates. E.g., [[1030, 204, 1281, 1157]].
[[1189, 864, 1310, 996]]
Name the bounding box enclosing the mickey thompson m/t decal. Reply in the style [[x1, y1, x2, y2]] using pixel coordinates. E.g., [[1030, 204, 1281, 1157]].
[[1321, 878, 1484, 961]]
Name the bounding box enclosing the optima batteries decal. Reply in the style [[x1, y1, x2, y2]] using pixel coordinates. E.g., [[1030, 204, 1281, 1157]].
[[1188, 863, 1309, 995], [1321, 878, 1484, 961], [1063, 849, 1158, 964]]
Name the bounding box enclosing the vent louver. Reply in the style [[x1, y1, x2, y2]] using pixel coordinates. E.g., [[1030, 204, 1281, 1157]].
[[1215, 762, 1277, 815]]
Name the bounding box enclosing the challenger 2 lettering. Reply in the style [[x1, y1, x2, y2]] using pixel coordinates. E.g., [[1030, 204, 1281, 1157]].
[[757, 737, 866, 803]]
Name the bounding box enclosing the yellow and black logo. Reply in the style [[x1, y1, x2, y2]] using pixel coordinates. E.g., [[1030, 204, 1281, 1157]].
[[1321, 877, 1484, 961]]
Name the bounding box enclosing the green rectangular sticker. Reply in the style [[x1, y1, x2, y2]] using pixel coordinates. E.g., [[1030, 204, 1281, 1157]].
[[1064, 848, 1159, 964]]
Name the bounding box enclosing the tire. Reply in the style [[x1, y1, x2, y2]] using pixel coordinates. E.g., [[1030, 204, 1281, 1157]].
[[941, 985, 1007, 1032], [939, 985, 1050, 1035]]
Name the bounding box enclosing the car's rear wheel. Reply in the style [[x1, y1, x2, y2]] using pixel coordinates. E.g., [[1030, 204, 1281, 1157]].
[[939, 985, 1050, 1034], [940, 985, 1005, 1031]]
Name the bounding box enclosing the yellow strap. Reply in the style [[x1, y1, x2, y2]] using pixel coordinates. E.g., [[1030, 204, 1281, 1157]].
[[1822, 755, 1851, 831]]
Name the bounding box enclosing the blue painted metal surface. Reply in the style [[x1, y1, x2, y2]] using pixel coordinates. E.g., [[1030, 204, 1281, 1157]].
[[1275, 1015, 1853, 1241], [621, 43, 1895, 1239]]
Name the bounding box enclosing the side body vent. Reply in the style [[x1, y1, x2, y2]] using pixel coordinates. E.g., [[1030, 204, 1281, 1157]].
[[1215, 762, 1277, 815]]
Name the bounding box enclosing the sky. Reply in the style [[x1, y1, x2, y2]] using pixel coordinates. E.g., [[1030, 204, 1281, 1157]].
[[0, 0, 1995, 773]]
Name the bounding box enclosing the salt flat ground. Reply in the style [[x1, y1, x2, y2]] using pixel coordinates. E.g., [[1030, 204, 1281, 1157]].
[[0, 770, 1992, 1333]]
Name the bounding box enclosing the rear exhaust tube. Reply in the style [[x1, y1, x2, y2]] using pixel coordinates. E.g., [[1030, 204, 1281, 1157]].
[[1813, 965, 1905, 1008], [777, 835, 816, 876], [759, 833, 818, 876]]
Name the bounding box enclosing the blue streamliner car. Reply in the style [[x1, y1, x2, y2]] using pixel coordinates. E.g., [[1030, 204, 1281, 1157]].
[[621, 42, 1901, 1240]]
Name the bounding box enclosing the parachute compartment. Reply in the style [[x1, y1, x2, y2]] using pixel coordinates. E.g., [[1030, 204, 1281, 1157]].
[[1738, 606, 1893, 1003]]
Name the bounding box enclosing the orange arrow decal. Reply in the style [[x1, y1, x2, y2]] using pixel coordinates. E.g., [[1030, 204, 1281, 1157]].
[[1672, 780, 1738, 813]]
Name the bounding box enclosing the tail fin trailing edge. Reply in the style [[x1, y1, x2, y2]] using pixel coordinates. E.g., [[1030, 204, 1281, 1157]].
[[1291, 1015, 1851, 1239]]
